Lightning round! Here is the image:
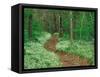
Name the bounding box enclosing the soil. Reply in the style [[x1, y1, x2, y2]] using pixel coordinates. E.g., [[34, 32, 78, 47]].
[[44, 35, 89, 67], [56, 51, 89, 67]]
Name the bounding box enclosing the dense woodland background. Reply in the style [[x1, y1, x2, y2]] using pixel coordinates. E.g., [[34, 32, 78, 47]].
[[24, 8, 95, 69]]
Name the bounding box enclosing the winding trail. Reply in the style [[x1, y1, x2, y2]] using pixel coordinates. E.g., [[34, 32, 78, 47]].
[[44, 35, 89, 67], [55, 51, 89, 67]]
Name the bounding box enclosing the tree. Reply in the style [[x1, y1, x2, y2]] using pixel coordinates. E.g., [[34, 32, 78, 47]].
[[59, 15, 63, 37], [79, 12, 85, 40], [24, 8, 33, 42], [28, 14, 32, 41], [69, 11, 73, 42]]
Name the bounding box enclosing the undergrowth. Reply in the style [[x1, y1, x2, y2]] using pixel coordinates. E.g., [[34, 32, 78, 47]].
[[24, 42, 61, 69], [56, 40, 94, 65]]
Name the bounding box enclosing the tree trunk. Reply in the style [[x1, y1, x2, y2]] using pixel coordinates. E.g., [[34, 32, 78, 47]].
[[80, 12, 85, 40], [28, 14, 32, 41], [53, 12, 57, 33], [70, 11, 73, 42], [59, 15, 63, 37]]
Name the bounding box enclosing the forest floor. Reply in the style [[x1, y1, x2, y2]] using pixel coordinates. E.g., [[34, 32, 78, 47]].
[[55, 51, 89, 67], [44, 35, 89, 67]]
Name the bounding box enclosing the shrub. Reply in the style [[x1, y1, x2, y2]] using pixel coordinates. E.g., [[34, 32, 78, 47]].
[[56, 40, 94, 64], [24, 42, 61, 69], [56, 40, 71, 51], [37, 32, 51, 44]]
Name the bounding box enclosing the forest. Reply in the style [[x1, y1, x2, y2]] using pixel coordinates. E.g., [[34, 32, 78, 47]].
[[24, 8, 95, 69]]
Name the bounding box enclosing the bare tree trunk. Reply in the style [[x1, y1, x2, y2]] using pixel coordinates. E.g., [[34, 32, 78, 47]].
[[58, 15, 60, 33], [28, 14, 32, 41], [42, 10, 49, 32], [80, 12, 85, 40], [70, 11, 73, 42], [59, 15, 63, 37], [53, 12, 57, 33]]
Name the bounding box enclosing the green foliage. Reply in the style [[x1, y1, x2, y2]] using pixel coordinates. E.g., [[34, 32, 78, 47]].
[[24, 30, 29, 42], [24, 42, 61, 69], [24, 8, 45, 42], [37, 32, 51, 44], [56, 40, 71, 51], [56, 40, 94, 64], [24, 8, 95, 41], [24, 31, 51, 44], [74, 12, 95, 41], [24, 8, 95, 68], [32, 19, 43, 36]]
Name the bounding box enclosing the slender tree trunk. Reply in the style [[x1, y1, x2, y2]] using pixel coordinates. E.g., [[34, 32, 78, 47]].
[[58, 15, 60, 33], [59, 15, 63, 37], [42, 10, 49, 32], [70, 11, 73, 42], [53, 12, 57, 33], [28, 14, 32, 41], [80, 12, 85, 40]]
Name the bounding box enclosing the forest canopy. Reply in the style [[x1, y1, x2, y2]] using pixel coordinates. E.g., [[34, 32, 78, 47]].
[[24, 8, 95, 42]]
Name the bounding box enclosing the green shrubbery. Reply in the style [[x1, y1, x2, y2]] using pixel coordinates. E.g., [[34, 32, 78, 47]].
[[36, 32, 51, 44], [56, 40, 94, 64], [24, 9, 95, 68], [24, 42, 61, 69]]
